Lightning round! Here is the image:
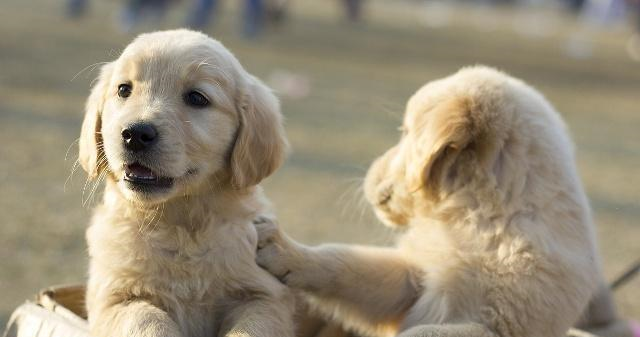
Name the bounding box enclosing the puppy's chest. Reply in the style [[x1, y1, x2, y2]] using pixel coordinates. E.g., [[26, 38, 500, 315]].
[[90, 219, 259, 337], [121, 221, 257, 303]]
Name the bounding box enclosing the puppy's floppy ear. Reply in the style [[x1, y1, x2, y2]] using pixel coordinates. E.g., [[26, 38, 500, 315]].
[[79, 63, 113, 179], [230, 76, 289, 189], [406, 97, 474, 199]]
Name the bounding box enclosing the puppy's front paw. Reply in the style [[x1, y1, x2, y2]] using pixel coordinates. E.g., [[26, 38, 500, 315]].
[[254, 220, 305, 287], [253, 215, 279, 250]]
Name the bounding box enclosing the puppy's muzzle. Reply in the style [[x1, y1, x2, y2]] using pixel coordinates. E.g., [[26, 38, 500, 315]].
[[122, 122, 158, 152]]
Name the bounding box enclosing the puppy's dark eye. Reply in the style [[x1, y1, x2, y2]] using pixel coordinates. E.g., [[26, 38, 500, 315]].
[[118, 84, 132, 98], [184, 90, 210, 108]]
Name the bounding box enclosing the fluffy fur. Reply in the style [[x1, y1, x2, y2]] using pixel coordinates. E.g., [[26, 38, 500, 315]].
[[255, 66, 618, 337], [79, 29, 294, 337]]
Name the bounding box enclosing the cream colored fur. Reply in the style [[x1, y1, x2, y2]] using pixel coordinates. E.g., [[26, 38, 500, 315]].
[[79, 29, 294, 337], [255, 66, 619, 337]]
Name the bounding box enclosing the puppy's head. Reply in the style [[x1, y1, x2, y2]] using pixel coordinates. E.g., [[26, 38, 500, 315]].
[[364, 66, 537, 227], [79, 30, 288, 205]]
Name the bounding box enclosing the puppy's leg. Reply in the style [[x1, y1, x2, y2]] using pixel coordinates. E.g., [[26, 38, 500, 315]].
[[576, 283, 633, 337], [218, 286, 295, 337], [255, 220, 422, 333], [90, 301, 183, 337], [397, 323, 497, 337]]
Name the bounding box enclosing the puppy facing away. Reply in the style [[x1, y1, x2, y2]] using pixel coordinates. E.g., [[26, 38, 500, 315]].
[[255, 66, 621, 337], [78, 29, 294, 337]]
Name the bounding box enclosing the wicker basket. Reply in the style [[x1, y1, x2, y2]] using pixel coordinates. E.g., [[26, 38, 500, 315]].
[[3, 285, 88, 337], [2, 285, 601, 337]]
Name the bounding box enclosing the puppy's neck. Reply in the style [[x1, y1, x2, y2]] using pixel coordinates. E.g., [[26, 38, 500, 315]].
[[102, 179, 266, 232], [423, 173, 505, 229]]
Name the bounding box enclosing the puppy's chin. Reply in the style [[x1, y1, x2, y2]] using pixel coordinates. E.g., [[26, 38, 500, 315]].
[[364, 178, 410, 229], [117, 179, 177, 206], [372, 207, 409, 229]]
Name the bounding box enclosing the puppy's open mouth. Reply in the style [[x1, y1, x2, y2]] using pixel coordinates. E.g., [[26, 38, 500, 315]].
[[123, 163, 174, 190]]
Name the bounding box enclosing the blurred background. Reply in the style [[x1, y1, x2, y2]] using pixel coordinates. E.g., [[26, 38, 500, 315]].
[[0, 0, 638, 329]]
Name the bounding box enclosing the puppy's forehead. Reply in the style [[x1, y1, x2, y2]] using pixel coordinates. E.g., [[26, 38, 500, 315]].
[[405, 86, 434, 126], [404, 79, 452, 126], [117, 31, 237, 87]]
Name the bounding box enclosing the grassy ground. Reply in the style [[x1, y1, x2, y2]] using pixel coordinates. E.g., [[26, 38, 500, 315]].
[[0, 0, 638, 328]]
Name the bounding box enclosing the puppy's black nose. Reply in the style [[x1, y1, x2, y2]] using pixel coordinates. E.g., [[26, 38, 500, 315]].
[[121, 122, 158, 152]]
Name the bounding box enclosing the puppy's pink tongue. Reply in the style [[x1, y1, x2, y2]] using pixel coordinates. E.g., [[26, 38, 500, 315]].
[[126, 164, 156, 179]]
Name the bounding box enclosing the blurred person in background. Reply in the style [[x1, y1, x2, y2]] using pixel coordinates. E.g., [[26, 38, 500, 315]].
[[66, 0, 175, 31], [120, 0, 174, 31], [627, 0, 640, 60], [566, 0, 588, 13], [66, 0, 285, 37], [186, 0, 289, 37], [66, 0, 89, 18], [564, 0, 634, 59], [265, 0, 289, 27], [343, 0, 364, 21]]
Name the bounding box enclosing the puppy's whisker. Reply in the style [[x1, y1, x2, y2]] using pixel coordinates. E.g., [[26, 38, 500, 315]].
[[345, 165, 369, 174], [167, 119, 184, 139], [138, 210, 150, 234], [82, 161, 106, 199], [94, 155, 108, 166], [65, 138, 80, 162], [64, 159, 81, 192], [342, 176, 367, 183], [337, 179, 358, 214], [141, 204, 162, 234], [81, 153, 109, 207], [353, 187, 370, 224], [356, 184, 371, 225], [141, 206, 157, 234], [150, 203, 165, 233], [84, 169, 106, 207], [71, 61, 110, 82], [376, 99, 405, 121], [141, 210, 150, 234], [92, 168, 109, 196], [137, 210, 148, 234], [92, 172, 108, 204], [94, 156, 109, 173], [63, 138, 82, 189], [107, 48, 123, 58], [337, 176, 369, 226], [337, 177, 366, 222], [81, 174, 93, 206]]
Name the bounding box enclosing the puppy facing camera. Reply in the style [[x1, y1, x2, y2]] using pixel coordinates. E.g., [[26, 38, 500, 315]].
[[80, 29, 293, 337]]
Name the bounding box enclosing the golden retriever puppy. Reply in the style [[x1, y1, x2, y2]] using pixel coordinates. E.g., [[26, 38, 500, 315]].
[[255, 66, 613, 337], [79, 29, 294, 337]]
